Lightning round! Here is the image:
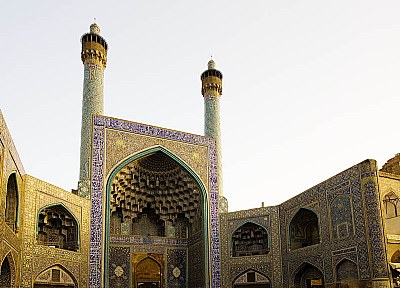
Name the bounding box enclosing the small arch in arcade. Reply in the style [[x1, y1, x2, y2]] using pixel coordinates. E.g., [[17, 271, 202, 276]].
[[34, 264, 78, 287], [36, 204, 80, 252], [335, 258, 358, 283], [293, 262, 324, 288], [233, 269, 271, 288], [289, 208, 320, 250], [5, 173, 19, 232], [383, 191, 400, 218], [231, 222, 269, 257]]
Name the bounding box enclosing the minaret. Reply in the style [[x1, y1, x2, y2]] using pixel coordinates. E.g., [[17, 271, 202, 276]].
[[201, 59, 228, 212], [78, 23, 108, 198]]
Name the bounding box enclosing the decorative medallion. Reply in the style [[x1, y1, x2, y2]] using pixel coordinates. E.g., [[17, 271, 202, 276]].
[[114, 266, 124, 277], [172, 267, 181, 278]]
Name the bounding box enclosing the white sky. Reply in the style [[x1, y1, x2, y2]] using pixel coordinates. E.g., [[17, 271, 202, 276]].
[[1, 1, 400, 212]]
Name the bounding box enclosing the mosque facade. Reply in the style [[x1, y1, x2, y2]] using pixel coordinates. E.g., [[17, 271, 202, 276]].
[[0, 23, 399, 288]]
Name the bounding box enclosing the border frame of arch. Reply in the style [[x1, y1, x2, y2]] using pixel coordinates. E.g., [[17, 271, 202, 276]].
[[36, 202, 81, 248], [89, 115, 221, 288], [104, 145, 210, 287]]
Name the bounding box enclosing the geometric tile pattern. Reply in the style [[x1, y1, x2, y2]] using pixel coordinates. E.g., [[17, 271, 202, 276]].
[[219, 160, 391, 287], [109, 246, 130, 287], [166, 248, 186, 287]]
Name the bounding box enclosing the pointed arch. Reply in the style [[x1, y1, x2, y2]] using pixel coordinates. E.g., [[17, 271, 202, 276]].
[[293, 262, 324, 288], [336, 258, 358, 282], [135, 257, 162, 286], [34, 264, 78, 287], [5, 172, 19, 232], [36, 203, 80, 252], [104, 145, 210, 286], [289, 208, 320, 250], [231, 222, 269, 257], [0, 252, 16, 288], [233, 268, 271, 288]]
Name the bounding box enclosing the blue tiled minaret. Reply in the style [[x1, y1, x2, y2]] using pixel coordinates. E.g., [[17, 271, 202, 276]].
[[201, 60, 228, 212], [78, 23, 108, 197]]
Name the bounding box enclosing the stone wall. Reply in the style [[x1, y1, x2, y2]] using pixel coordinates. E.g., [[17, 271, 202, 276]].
[[20, 175, 90, 287]]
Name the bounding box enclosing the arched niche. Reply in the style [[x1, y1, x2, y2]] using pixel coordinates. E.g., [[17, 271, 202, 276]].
[[34, 265, 77, 287], [293, 263, 324, 288], [105, 146, 210, 287], [108, 150, 204, 239], [233, 269, 271, 288], [336, 259, 358, 282], [5, 173, 18, 232], [289, 208, 320, 250], [37, 204, 79, 252], [231, 222, 269, 257], [383, 191, 400, 218], [135, 257, 162, 288]]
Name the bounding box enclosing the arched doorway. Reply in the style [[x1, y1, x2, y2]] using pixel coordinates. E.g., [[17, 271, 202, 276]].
[[294, 263, 324, 288], [106, 148, 209, 288], [33, 265, 77, 287], [289, 208, 320, 250], [135, 257, 161, 288], [233, 269, 271, 288]]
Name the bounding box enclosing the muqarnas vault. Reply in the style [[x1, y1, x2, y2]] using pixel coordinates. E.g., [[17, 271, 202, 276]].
[[0, 23, 399, 288]]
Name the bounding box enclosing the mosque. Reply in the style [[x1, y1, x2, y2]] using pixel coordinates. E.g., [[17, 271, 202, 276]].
[[0, 23, 399, 288]]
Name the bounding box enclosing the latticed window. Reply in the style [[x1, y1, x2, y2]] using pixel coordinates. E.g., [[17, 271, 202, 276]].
[[37, 205, 79, 252]]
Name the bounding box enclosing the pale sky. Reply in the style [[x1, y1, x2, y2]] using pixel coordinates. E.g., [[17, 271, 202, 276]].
[[1, 1, 400, 212]]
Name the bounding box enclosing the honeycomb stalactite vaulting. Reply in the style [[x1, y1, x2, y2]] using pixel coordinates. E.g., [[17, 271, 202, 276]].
[[231, 222, 269, 257], [37, 205, 79, 252], [110, 152, 202, 237]]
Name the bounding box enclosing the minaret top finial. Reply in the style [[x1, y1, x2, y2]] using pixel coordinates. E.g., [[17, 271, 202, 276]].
[[90, 21, 100, 35], [208, 58, 216, 70]]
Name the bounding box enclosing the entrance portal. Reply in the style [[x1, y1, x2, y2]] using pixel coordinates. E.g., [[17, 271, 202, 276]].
[[133, 255, 163, 288]]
